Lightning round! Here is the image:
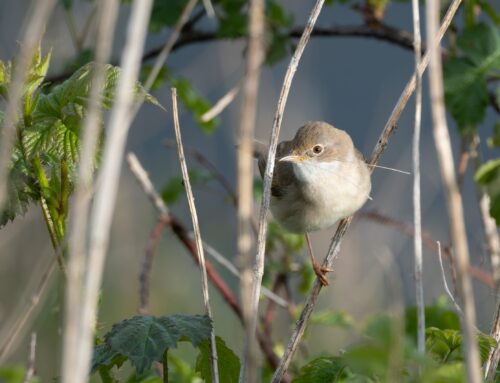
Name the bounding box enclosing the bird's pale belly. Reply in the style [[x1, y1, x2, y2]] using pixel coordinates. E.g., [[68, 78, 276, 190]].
[[270, 169, 370, 233]]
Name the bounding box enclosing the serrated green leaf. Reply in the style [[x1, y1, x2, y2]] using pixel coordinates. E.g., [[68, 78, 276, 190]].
[[444, 24, 500, 130], [475, 159, 500, 225], [195, 336, 240, 383], [92, 314, 212, 375], [478, 332, 496, 364], [310, 310, 353, 329], [293, 356, 348, 383]]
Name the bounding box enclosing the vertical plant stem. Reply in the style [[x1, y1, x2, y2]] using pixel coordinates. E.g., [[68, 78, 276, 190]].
[[237, 0, 265, 381], [0, 0, 56, 214], [411, 0, 425, 356], [163, 348, 169, 383], [62, 0, 120, 381], [74, 1, 153, 382], [254, 1, 325, 380], [171, 88, 219, 383], [425, 0, 481, 381]]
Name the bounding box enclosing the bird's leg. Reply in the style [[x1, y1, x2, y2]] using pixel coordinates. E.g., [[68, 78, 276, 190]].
[[305, 233, 333, 286]]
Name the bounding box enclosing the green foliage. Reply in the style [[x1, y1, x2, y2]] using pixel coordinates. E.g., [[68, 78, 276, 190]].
[[148, 0, 191, 32], [92, 314, 212, 376], [265, 0, 294, 65], [475, 158, 500, 225], [0, 51, 159, 227], [0, 366, 39, 383], [293, 356, 348, 382], [309, 309, 354, 329], [195, 336, 240, 383], [444, 23, 500, 131], [170, 77, 218, 134], [267, 220, 305, 253], [161, 169, 212, 204]]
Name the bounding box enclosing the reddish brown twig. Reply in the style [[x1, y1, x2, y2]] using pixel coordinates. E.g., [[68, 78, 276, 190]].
[[356, 210, 494, 288], [139, 218, 168, 315]]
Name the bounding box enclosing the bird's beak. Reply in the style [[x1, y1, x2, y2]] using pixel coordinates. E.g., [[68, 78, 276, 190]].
[[279, 154, 306, 163]]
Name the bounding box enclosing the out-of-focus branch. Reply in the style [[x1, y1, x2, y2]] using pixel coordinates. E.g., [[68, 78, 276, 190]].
[[237, 0, 265, 380], [425, 0, 481, 380], [77, 2, 154, 383], [356, 210, 495, 288], [23, 332, 37, 383], [410, 0, 425, 356], [171, 88, 219, 382], [63, 0, 120, 381], [45, 22, 417, 85], [271, 1, 463, 380]]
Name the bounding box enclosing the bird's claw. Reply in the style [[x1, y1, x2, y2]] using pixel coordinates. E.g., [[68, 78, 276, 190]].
[[313, 264, 333, 286]]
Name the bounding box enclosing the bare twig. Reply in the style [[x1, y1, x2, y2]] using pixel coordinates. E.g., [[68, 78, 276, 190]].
[[237, 0, 265, 380], [74, 2, 154, 382], [142, 0, 198, 94], [426, 0, 481, 380], [0, 0, 56, 216], [437, 241, 465, 317], [171, 88, 219, 383], [0, 259, 56, 361], [411, 0, 425, 356], [357, 210, 495, 288], [201, 82, 242, 122], [62, 0, 120, 381], [139, 218, 168, 314], [201, 0, 215, 18], [23, 332, 37, 383], [46, 21, 418, 85], [485, 300, 500, 381], [271, 1, 463, 380]]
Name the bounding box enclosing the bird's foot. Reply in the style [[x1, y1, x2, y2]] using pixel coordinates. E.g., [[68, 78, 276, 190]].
[[312, 263, 334, 286]]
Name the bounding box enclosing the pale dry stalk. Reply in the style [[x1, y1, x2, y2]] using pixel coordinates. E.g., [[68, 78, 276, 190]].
[[171, 88, 219, 382], [76, 1, 154, 382], [62, 0, 120, 381], [237, 0, 265, 381], [425, 0, 481, 381], [411, 0, 425, 355]]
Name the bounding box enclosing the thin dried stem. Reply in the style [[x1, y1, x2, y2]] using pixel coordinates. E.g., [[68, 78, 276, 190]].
[[425, 0, 481, 380], [437, 241, 465, 317], [411, 0, 425, 355], [271, 1, 463, 380], [76, 2, 154, 382], [171, 88, 219, 383], [201, 82, 242, 122], [201, 0, 215, 18], [0, 258, 56, 361], [62, 0, 120, 381], [238, 0, 265, 380], [23, 332, 37, 383], [485, 301, 500, 381], [142, 0, 198, 94], [0, 0, 56, 216]]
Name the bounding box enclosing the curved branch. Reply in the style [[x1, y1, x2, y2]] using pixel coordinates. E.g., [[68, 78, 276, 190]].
[[45, 22, 415, 84]]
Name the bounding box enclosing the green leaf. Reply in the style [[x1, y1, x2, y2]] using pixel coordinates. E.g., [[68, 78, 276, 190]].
[[421, 362, 465, 383], [195, 336, 240, 383], [216, 0, 247, 38], [475, 159, 500, 225], [92, 314, 211, 375], [310, 310, 353, 329], [444, 23, 500, 130], [478, 332, 497, 364], [149, 0, 190, 32], [293, 356, 348, 383], [171, 78, 218, 134], [161, 169, 212, 204]]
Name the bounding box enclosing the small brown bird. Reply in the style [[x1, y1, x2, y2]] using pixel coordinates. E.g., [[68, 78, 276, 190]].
[[254, 121, 372, 286]]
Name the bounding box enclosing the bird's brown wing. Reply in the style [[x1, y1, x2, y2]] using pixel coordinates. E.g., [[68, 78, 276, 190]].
[[252, 140, 295, 198]]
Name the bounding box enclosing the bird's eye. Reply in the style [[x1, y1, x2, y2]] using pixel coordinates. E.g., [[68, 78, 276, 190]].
[[312, 145, 323, 154]]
